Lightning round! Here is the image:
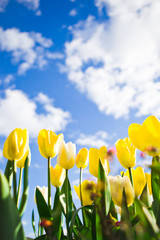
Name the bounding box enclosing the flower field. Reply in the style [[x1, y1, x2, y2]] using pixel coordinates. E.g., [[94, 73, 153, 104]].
[[1, 115, 160, 240]]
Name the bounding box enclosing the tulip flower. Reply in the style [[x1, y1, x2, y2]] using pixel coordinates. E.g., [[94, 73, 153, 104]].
[[108, 175, 134, 207], [16, 147, 31, 169], [57, 140, 76, 169], [123, 167, 146, 197], [38, 129, 63, 159], [128, 116, 160, 156], [50, 164, 65, 187], [74, 180, 97, 206], [3, 128, 29, 161], [115, 137, 136, 169], [89, 146, 110, 178], [76, 148, 89, 169], [145, 173, 152, 195], [35, 186, 48, 204]]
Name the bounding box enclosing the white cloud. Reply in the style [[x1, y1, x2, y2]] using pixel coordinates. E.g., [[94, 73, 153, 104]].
[[46, 52, 64, 60], [0, 89, 71, 138], [16, 0, 40, 10], [64, 0, 160, 118], [0, 149, 4, 163], [32, 163, 42, 169], [0, 27, 61, 75], [0, 0, 9, 12], [76, 131, 109, 148], [0, 0, 40, 12], [35, 9, 41, 16], [3, 74, 14, 84], [69, 9, 77, 17]]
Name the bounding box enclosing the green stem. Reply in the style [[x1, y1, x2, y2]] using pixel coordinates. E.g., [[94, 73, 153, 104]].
[[48, 157, 51, 211], [8, 161, 13, 194], [80, 168, 85, 225], [13, 161, 17, 203], [66, 169, 70, 239], [128, 167, 135, 214], [16, 168, 22, 207], [128, 167, 133, 187]]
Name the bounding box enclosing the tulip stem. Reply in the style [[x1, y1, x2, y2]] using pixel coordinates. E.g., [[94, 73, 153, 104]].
[[128, 167, 133, 187], [48, 157, 51, 211], [66, 169, 70, 239], [80, 168, 85, 225], [13, 160, 17, 203], [16, 168, 22, 207], [128, 167, 136, 214]]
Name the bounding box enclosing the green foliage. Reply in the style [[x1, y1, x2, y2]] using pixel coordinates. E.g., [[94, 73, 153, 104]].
[[0, 172, 25, 240], [3, 148, 160, 240]]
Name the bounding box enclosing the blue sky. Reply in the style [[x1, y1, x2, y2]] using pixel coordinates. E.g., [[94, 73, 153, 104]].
[[0, 0, 159, 237]]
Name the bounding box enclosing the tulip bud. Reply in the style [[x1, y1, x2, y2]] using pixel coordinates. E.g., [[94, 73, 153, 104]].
[[57, 140, 76, 169], [124, 167, 146, 197], [38, 129, 63, 159], [108, 175, 134, 207], [50, 164, 65, 187], [3, 128, 29, 161], [115, 137, 136, 169], [76, 148, 89, 169], [74, 180, 97, 205], [89, 146, 110, 178], [128, 116, 160, 156]]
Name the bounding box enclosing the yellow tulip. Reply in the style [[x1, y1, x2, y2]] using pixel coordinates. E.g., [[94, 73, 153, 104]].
[[16, 147, 31, 168], [89, 146, 110, 178], [3, 128, 29, 161], [145, 173, 152, 195], [57, 140, 76, 169], [108, 175, 134, 207], [38, 129, 63, 159], [124, 167, 146, 197], [128, 116, 160, 156], [50, 164, 65, 187], [76, 148, 89, 169], [74, 180, 97, 205], [115, 137, 136, 169]]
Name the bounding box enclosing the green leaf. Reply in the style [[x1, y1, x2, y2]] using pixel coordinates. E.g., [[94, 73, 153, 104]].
[[149, 161, 160, 175], [33, 235, 48, 240], [19, 156, 29, 217], [70, 205, 92, 235], [121, 189, 134, 240], [0, 172, 25, 240], [73, 203, 83, 227], [74, 226, 92, 240], [93, 160, 112, 240], [60, 175, 73, 221], [109, 199, 118, 220], [4, 160, 13, 192], [32, 209, 37, 238], [140, 184, 152, 207], [97, 160, 111, 216], [35, 187, 51, 219], [151, 156, 160, 227], [51, 187, 62, 240], [60, 172, 73, 238], [4, 159, 13, 181]]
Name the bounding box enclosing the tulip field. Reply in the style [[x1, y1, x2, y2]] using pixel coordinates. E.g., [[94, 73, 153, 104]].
[[1, 115, 160, 240]]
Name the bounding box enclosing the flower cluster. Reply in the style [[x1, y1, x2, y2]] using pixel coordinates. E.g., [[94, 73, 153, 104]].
[[1, 115, 160, 240]]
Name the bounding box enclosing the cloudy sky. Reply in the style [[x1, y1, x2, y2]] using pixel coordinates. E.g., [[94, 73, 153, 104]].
[[0, 0, 158, 236]]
